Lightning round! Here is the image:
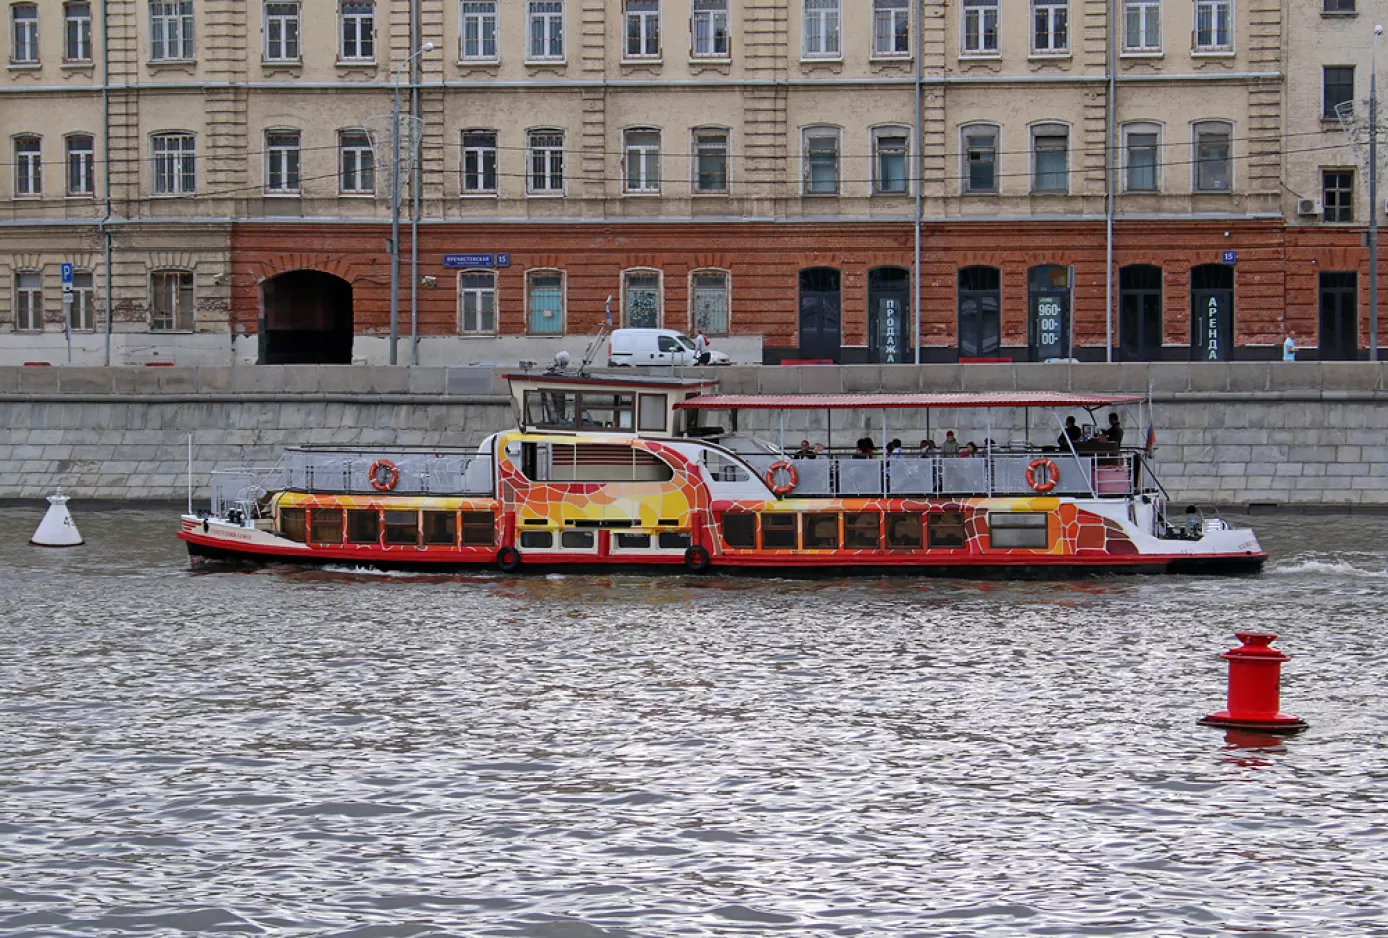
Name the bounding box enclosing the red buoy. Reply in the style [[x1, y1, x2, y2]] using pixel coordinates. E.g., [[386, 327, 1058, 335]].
[[1199, 632, 1307, 732]]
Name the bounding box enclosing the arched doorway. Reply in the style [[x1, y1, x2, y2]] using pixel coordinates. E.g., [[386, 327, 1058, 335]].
[[259, 270, 354, 364], [798, 267, 842, 362], [1190, 263, 1234, 361], [867, 266, 910, 364]]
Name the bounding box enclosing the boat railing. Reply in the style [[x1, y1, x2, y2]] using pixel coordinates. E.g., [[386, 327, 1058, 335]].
[[742, 452, 1146, 499], [281, 449, 495, 496], [209, 466, 286, 519]]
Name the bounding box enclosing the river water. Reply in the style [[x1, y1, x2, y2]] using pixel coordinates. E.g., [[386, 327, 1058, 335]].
[[1, 506, 1386, 938]]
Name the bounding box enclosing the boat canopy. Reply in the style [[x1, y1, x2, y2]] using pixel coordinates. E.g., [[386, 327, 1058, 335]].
[[674, 391, 1144, 411]]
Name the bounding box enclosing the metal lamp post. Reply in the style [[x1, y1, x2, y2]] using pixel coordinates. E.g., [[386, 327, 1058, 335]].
[[390, 41, 433, 366], [1372, 26, 1381, 362]]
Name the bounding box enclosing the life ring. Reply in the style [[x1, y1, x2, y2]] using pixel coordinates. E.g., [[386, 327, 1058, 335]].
[[684, 544, 711, 572], [496, 546, 521, 572], [369, 458, 399, 492], [764, 460, 798, 496], [1026, 457, 1059, 493]]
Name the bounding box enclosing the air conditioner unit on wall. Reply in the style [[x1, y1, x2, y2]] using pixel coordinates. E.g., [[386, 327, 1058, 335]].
[[1297, 198, 1323, 216]]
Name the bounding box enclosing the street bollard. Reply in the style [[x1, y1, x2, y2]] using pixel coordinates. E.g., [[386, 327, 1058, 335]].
[[1198, 632, 1307, 733]]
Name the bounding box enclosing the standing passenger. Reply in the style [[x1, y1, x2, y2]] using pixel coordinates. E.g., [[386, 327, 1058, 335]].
[[942, 431, 960, 456]]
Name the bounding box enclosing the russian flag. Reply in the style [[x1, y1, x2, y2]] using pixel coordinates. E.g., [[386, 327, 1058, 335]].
[[1144, 422, 1157, 455]]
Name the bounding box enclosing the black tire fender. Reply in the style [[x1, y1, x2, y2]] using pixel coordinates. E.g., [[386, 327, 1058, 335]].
[[496, 546, 522, 572], [684, 544, 712, 572]]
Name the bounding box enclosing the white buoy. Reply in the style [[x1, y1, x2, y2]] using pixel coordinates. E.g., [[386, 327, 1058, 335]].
[[30, 488, 84, 547]]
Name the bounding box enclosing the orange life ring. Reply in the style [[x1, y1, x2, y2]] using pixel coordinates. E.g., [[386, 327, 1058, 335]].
[[369, 458, 399, 492], [1026, 457, 1059, 493], [764, 460, 798, 496]]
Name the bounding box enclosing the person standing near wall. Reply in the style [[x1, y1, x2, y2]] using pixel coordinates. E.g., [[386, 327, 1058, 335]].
[[1282, 330, 1297, 362]]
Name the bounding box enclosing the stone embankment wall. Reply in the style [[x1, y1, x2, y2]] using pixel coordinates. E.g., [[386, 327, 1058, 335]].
[[0, 362, 1385, 507]]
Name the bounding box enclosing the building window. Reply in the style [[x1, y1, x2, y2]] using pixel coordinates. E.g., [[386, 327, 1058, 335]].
[[1125, 125, 1159, 191], [462, 131, 497, 194], [461, 1, 498, 60], [691, 270, 729, 335], [340, 1, 374, 61], [1032, 125, 1068, 192], [692, 0, 728, 57], [527, 270, 563, 334], [1032, 0, 1068, 53], [694, 128, 728, 193], [339, 131, 374, 194], [1324, 66, 1355, 118], [1324, 0, 1355, 10], [963, 0, 999, 55], [264, 2, 300, 61], [66, 134, 94, 196], [624, 129, 660, 193], [873, 0, 909, 56], [152, 132, 196, 194], [150, 1, 194, 61], [624, 0, 659, 58], [459, 270, 496, 334], [14, 271, 42, 332], [624, 270, 660, 328], [64, 2, 92, 61], [70, 271, 94, 332], [265, 131, 301, 194], [804, 127, 840, 195], [528, 130, 564, 193], [11, 3, 37, 63], [1324, 170, 1354, 222], [528, 1, 563, 60], [873, 128, 908, 194], [963, 125, 998, 193], [1193, 0, 1231, 51], [150, 270, 194, 332], [1124, 0, 1160, 51], [14, 136, 41, 198], [803, 0, 840, 58], [1194, 121, 1231, 191]]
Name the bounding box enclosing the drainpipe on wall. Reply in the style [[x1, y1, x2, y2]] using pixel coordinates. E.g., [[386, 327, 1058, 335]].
[[409, 0, 421, 366], [1104, 0, 1117, 362], [913, 3, 923, 366], [101, 0, 114, 366]]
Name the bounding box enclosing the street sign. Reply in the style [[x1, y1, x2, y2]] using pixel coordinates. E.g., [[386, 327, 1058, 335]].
[[60, 262, 73, 293], [444, 253, 511, 269], [1222, 250, 1237, 265]]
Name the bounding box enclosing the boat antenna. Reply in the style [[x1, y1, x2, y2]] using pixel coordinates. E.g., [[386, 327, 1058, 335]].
[[578, 295, 613, 375]]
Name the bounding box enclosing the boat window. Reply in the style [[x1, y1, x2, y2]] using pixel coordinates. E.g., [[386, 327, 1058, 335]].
[[310, 508, 343, 545], [548, 443, 674, 482], [886, 513, 922, 549], [760, 513, 797, 549], [561, 530, 595, 549], [383, 510, 418, 546], [520, 530, 553, 549], [927, 512, 967, 548], [462, 511, 495, 546], [844, 512, 880, 549], [280, 507, 307, 542], [616, 533, 652, 549], [988, 511, 1048, 549], [423, 511, 457, 546], [638, 394, 667, 432], [804, 513, 839, 549], [722, 513, 756, 548], [346, 509, 380, 544], [703, 450, 749, 482], [658, 532, 691, 549], [578, 393, 635, 430], [525, 390, 576, 429]]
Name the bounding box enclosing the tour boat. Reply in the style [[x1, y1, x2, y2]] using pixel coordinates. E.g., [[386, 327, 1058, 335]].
[[177, 368, 1267, 576]]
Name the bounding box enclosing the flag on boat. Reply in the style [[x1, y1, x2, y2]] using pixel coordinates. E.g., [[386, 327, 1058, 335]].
[[1144, 422, 1157, 454]]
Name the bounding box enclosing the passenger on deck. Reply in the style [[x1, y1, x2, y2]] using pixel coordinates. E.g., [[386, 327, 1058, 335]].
[[959, 442, 978, 457], [812, 443, 825, 458], [1185, 505, 1202, 540], [887, 439, 904, 460], [1057, 417, 1082, 449], [941, 431, 960, 457], [796, 439, 814, 459], [919, 439, 937, 457], [854, 438, 876, 459], [1104, 413, 1124, 446]]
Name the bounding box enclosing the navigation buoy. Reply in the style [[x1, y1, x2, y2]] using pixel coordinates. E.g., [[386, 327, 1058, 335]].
[[1199, 632, 1306, 733], [29, 489, 84, 548]]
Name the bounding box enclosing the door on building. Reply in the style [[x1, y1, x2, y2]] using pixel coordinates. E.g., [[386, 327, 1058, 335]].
[[867, 266, 910, 364], [260, 270, 354, 364], [798, 267, 842, 362], [957, 266, 1001, 359], [1027, 265, 1071, 361], [1118, 265, 1163, 361], [1190, 263, 1234, 361], [1318, 271, 1359, 361]]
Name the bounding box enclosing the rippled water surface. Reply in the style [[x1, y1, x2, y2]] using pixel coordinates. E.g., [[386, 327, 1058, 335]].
[[1, 507, 1387, 937]]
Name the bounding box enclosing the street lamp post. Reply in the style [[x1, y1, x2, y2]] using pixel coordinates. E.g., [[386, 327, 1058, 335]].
[[1371, 26, 1381, 362], [390, 41, 434, 366]]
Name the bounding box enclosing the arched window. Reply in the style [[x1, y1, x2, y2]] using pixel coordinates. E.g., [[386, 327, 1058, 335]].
[[65, 133, 95, 197], [527, 129, 565, 195], [690, 269, 729, 335], [458, 269, 496, 334], [961, 123, 999, 193], [871, 125, 910, 194], [526, 269, 564, 334], [692, 127, 729, 194], [802, 125, 841, 195], [1193, 120, 1232, 192], [151, 132, 197, 195], [1030, 122, 1069, 193], [13, 135, 42, 197], [622, 268, 662, 328], [150, 269, 194, 332], [624, 127, 661, 194], [1122, 122, 1161, 192]]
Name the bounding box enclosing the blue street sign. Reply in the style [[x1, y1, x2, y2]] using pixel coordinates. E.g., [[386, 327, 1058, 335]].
[[1222, 250, 1237, 265], [60, 263, 73, 284], [496, 253, 510, 268], [444, 253, 496, 268]]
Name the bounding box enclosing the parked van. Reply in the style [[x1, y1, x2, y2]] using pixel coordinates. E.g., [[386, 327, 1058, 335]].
[[607, 328, 730, 366]]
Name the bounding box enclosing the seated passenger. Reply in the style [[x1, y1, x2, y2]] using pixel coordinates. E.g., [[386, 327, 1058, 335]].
[[796, 439, 813, 459], [1105, 413, 1124, 446], [1057, 416, 1082, 449], [919, 439, 936, 457], [854, 437, 876, 459], [886, 438, 904, 460]]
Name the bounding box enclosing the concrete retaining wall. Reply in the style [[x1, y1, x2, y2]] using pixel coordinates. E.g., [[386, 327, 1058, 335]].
[[2, 362, 1386, 506]]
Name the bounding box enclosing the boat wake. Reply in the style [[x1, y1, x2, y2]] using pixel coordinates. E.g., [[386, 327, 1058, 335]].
[[1267, 554, 1388, 578]]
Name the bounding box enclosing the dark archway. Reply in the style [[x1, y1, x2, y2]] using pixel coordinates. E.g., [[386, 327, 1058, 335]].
[[867, 266, 910, 363], [1119, 265, 1163, 361], [1190, 263, 1234, 361], [957, 265, 1001, 360], [798, 267, 842, 362], [259, 270, 354, 364]]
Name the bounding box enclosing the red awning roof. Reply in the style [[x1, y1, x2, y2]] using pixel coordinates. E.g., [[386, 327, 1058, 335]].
[[674, 391, 1144, 410]]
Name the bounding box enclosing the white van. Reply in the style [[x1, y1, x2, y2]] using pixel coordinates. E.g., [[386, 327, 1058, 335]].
[[607, 328, 730, 366]]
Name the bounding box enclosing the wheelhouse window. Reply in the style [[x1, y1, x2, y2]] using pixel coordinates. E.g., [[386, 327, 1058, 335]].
[[527, 269, 563, 334], [459, 270, 496, 334], [150, 270, 194, 331], [623, 270, 660, 328], [14, 136, 41, 198], [624, 0, 659, 58], [927, 512, 966, 548], [886, 513, 922, 549], [64, 2, 92, 62], [803, 0, 840, 58], [637, 393, 667, 432], [339, 131, 374, 194], [1193, 0, 1231, 51], [14, 271, 42, 332], [722, 513, 756, 548], [624, 129, 660, 194], [760, 513, 797, 550], [962, 0, 999, 55], [66, 135, 94, 196], [1194, 121, 1231, 191], [1032, 0, 1068, 53], [12, 4, 37, 63], [1123, 0, 1160, 51], [150, 1, 194, 61], [311, 508, 343, 544], [340, 1, 375, 61], [70, 271, 94, 332], [804, 127, 840, 195], [1324, 66, 1355, 118], [691, 269, 729, 335], [694, 128, 728, 193], [873, 128, 909, 194], [1125, 125, 1159, 191], [461, 1, 498, 60], [873, 0, 909, 56], [265, 131, 301, 194], [152, 132, 196, 195], [462, 130, 498, 194], [988, 512, 1048, 549], [692, 0, 728, 57], [1324, 170, 1354, 222], [264, 2, 301, 61], [528, 1, 563, 60], [1032, 125, 1068, 192], [964, 125, 998, 193], [528, 130, 564, 194]]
